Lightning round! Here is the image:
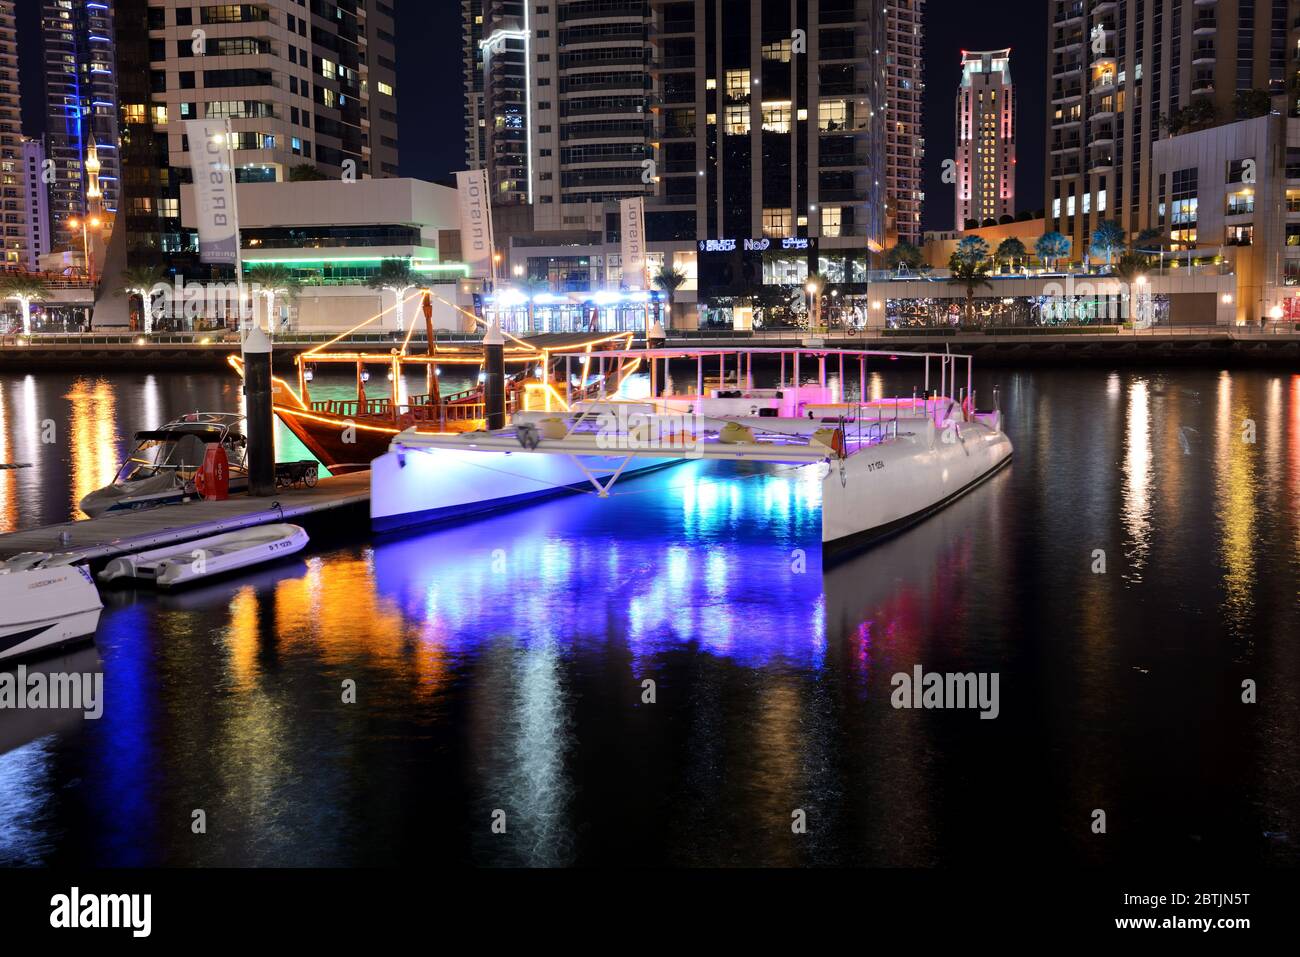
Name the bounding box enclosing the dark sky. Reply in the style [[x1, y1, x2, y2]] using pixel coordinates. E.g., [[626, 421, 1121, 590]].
[[20, 0, 1046, 232]]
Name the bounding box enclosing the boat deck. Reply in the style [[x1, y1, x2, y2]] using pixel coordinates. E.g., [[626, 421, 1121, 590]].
[[0, 471, 370, 563]]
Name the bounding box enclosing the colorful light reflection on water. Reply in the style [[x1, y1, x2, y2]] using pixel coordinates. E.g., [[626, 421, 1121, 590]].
[[1, 365, 1298, 867]]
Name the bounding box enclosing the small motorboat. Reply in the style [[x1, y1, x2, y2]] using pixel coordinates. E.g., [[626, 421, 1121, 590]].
[[79, 413, 249, 518], [0, 553, 103, 663], [99, 523, 309, 588]]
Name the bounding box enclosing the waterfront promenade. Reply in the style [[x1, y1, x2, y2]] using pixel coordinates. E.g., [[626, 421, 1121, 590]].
[[1, 324, 1297, 368]]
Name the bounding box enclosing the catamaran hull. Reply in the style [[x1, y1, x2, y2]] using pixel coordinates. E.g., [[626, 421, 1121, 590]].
[[370, 445, 681, 532], [820, 420, 1012, 557], [0, 566, 103, 663]]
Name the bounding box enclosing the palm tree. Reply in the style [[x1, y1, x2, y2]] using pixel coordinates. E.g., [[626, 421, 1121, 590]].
[[953, 235, 991, 266], [886, 240, 924, 275], [246, 263, 300, 332], [118, 265, 167, 332], [995, 237, 1027, 274], [367, 258, 418, 331], [0, 275, 50, 336], [1035, 231, 1071, 271], [652, 265, 688, 329], [946, 253, 993, 324], [1091, 219, 1126, 268]]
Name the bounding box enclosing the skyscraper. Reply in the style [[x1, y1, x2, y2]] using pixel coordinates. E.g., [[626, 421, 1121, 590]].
[[462, 0, 487, 174], [116, 0, 400, 269], [0, 0, 27, 269], [1045, 0, 1292, 254], [648, 0, 886, 248], [885, 0, 925, 246], [40, 0, 121, 251], [954, 48, 1015, 229], [466, 0, 656, 231], [21, 138, 52, 271]]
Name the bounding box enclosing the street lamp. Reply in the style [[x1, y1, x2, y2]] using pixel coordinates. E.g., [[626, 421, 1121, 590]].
[[805, 276, 824, 330]]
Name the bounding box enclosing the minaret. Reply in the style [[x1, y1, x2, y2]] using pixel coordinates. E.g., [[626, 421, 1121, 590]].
[[85, 135, 103, 219]]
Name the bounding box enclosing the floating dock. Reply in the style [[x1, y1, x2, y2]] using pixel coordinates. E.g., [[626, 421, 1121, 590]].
[[0, 471, 370, 563]]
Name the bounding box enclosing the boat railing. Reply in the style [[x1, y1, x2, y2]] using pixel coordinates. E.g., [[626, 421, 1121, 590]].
[[306, 385, 522, 429], [310, 397, 393, 418]]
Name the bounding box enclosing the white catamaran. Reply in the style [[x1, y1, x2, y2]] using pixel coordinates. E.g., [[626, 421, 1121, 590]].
[[368, 345, 1012, 559]]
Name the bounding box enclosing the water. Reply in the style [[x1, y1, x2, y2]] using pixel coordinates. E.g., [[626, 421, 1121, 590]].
[[0, 364, 1297, 866]]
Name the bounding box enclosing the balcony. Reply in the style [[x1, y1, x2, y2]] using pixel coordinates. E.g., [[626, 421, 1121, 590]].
[[1051, 137, 1082, 153], [1088, 151, 1114, 172], [1051, 161, 1081, 178], [1054, 2, 1084, 24], [1051, 84, 1083, 102], [1193, 15, 1217, 32], [1192, 45, 1216, 64], [1091, 125, 1114, 144]]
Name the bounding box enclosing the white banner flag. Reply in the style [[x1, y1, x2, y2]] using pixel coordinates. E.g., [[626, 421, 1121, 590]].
[[620, 197, 647, 288], [185, 119, 239, 265], [456, 169, 496, 279]]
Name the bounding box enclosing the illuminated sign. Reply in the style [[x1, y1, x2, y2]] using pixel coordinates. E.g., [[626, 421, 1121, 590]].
[[698, 237, 815, 254]]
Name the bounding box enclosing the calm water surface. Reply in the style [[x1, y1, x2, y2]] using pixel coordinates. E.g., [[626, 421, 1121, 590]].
[[0, 363, 1297, 866]]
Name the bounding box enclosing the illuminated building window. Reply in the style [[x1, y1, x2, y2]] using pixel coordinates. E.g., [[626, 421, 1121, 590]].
[[761, 101, 791, 133], [762, 207, 792, 237], [725, 69, 751, 99], [724, 104, 750, 135], [818, 99, 848, 132], [762, 39, 793, 62], [821, 206, 842, 237]]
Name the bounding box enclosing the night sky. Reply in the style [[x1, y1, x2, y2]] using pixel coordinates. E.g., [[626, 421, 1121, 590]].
[[19, 0, 1047, 233]]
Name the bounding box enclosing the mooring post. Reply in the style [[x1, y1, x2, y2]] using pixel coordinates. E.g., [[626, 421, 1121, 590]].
[[242, 325, 275, 497], [484, 319, 506, 430], [647, 318, 666, 396]]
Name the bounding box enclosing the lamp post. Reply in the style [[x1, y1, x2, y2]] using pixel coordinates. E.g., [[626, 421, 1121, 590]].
[[805, 276, 823, 331]]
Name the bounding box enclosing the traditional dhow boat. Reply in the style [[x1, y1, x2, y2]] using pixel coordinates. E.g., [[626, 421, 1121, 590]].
[[230, 292, 636, 474], [370, 346, 1013, 560]]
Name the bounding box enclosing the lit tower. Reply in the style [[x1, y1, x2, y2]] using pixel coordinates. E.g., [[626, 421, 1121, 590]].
[[954, 49, 1015, 230]]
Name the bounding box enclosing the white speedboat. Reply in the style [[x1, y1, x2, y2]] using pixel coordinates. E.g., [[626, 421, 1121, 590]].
[[99, 523, 309, 588], [79, 413, 249, 518], [0, 553, 103, 663]]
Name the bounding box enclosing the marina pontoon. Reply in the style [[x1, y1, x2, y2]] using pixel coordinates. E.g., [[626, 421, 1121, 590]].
[[369, 345, 1013, 558]]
